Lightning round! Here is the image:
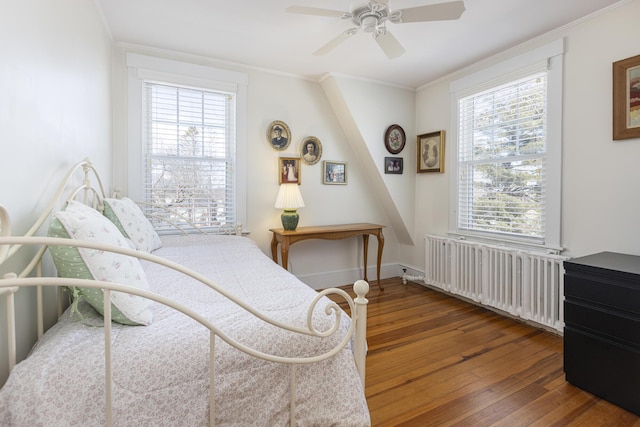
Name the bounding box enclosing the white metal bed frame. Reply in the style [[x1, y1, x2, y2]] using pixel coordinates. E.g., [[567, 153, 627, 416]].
[[0, 158, 369, 427]]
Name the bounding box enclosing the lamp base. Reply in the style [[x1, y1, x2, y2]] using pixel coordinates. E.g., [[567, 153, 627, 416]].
[[281, 209, 299, 231]]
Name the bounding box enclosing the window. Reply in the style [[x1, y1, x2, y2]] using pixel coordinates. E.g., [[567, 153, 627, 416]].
[[126, 54, 248, 233], [450, 40, 563, 249], [143, 82, 235, 231]]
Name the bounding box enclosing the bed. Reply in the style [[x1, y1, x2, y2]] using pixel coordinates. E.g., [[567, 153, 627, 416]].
[[0, 159, 370, 426]]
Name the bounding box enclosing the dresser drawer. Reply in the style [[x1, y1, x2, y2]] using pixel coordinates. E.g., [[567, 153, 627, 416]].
[[565, 275, 640, 315], [564, 327, 640, 416], [564, 300, 640, 348]]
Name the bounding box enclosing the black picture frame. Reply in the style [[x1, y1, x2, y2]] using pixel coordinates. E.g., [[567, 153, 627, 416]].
[[384, 157, 403, 174]]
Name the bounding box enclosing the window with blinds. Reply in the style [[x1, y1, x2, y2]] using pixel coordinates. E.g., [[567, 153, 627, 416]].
[[143, 81, 236, 233], [457, 71, 548, 241]]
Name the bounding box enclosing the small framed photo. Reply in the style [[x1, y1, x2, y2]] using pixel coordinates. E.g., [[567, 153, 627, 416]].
[[613, 54, 640, 140], [268, 120, 291, 150], [323, 161, 347, 185], [279, 157, 301, 184], [300, 136, 322, 165], [384, 157, 403, 174], [417, 130, 445, 173]]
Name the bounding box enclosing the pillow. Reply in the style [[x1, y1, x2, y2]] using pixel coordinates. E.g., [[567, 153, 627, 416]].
[[48, 200, 153, 326], [103, 197, 162, 253]]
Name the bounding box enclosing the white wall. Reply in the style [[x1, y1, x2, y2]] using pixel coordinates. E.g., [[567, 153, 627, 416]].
[[111, 45, 402, 289], [411, 0, 640, 271], [0, 0, 113, 386]]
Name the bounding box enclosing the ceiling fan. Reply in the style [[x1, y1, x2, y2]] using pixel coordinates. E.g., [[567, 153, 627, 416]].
[[286, 0, 465, 59]]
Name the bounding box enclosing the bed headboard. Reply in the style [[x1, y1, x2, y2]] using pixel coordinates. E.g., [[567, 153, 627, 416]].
[[0, 158, 106, 274]]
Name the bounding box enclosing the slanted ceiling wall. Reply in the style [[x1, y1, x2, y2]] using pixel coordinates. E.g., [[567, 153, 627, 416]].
[[320, 74, 416, 245]]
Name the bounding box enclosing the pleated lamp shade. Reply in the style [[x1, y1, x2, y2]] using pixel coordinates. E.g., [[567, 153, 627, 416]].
[[274, 184, 305, 230]]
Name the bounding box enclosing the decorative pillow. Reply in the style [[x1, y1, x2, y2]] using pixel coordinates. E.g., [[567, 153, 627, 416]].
[[103, 197, 162, 253], [48, 200, 153, 326]]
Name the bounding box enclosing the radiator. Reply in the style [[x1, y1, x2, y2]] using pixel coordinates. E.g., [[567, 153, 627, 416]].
[[422, 235, 568, 333]]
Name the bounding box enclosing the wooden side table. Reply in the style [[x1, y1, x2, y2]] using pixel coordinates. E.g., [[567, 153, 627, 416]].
[[269, 223, 385, 290]]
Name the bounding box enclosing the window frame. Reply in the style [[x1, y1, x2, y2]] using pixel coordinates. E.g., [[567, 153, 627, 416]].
[[126, 53, 248, 233], [449, 39, 564, 251]]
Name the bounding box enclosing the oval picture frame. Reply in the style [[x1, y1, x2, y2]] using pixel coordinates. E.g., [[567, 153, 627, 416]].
[[384, 124, 406, 154], [268, 120, 291, 151], [300, 136, 322, 165]]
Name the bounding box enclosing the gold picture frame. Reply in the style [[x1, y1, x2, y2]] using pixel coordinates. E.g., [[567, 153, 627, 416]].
[[417, 131, 445, 173], [268, 120, 291, 150], [613, 54, 640, 140], [279, 157, 301, 184], [300, 136, 322, 165], [323, 161, 347, 185]]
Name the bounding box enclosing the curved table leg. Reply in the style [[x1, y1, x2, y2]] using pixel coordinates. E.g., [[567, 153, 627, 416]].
[[376, 230, 384, 290], [362, 234, 369, 284]]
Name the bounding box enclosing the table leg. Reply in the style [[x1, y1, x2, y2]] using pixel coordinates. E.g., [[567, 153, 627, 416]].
[[376, 230, 384, 290], [362, 234, 369, 283], [270, 233, 278, 264], [281, 239, 290, 271]]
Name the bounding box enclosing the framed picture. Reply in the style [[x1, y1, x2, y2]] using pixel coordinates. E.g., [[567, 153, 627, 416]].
[[300, 136, 322, 165], [268, 120, 291, 150], [417, 130, 445, 173], [384, 157, 403, 174], [279, 157, 301, 184], [384, 124, 406, 154], [323, 161, 347, 185], [613, 54, 640, 140]]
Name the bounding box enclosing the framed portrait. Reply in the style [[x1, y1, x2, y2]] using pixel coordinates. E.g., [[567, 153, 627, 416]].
[[384, 124, 406, 154], [417, 130, 445, 173], [323, 161, 347, 185], [300, 136, 322, 165], [279, 157, 301, 184], [268, 120, 291, 150], [613, 54, 640, 140], [384, 157, 403, 174]]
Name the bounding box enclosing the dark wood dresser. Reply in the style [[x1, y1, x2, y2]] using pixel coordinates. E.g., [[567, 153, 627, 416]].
[[564, 252, 640, 415]]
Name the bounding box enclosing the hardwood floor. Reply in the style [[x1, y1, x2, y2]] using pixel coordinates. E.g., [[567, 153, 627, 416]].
[[334, 277, 640, 426]]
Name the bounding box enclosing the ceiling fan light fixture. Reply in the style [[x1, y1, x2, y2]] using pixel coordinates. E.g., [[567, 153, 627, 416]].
[[362, 15, 378, 32]]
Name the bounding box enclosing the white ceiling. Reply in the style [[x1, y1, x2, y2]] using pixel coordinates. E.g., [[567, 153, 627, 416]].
[[96, 0, 624, 88]]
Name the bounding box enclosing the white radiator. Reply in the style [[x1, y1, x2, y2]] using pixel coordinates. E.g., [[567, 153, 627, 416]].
[[422, 235, 568, 333]]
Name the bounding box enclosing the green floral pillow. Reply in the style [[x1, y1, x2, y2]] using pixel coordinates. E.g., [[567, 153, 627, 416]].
[[48, 201, 153, 326]]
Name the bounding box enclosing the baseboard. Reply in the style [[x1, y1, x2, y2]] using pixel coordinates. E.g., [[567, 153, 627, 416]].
[[296, 263, 401, 290]]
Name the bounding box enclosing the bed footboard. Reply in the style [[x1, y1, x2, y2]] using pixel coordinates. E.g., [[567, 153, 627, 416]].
[[0, 234, 369, 426]]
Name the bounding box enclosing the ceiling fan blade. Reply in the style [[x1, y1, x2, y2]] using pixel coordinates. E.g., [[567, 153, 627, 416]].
[[313, 28, 359, 56], [396, 0, 465, 23], [286, 6, 348, 18], [374, 30, 406, 59]]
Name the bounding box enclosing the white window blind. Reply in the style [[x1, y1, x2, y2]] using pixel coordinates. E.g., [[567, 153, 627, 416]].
[[457, 71, 548, 241], [143, 81, 236, 232]]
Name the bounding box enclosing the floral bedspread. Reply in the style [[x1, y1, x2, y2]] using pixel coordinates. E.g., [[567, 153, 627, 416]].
[[0, 235, 370, 426]]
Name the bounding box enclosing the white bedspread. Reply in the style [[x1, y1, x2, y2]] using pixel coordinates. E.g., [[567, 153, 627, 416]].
[[0, 235, 370, 426]]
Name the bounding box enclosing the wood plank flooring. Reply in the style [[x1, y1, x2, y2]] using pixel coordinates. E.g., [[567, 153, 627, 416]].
[[334, 277, 640, 427]]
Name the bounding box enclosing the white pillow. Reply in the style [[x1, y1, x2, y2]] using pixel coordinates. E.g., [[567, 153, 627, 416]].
[[48, 200, 153, 326], [103, 197, 162, 253]]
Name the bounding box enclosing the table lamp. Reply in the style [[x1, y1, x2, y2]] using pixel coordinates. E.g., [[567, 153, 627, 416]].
[[274, 183, 305, 230]]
